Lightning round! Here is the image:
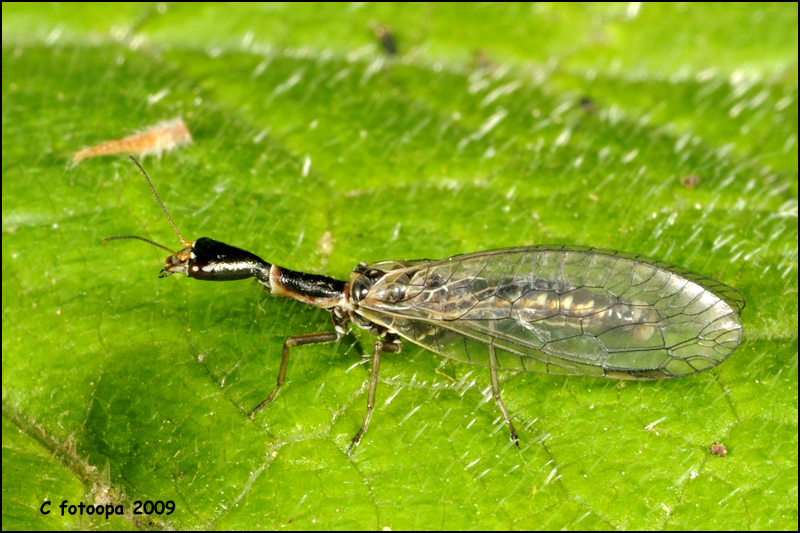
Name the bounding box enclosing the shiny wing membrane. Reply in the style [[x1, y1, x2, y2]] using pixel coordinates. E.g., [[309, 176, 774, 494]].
[[356, 245, 744, 380]]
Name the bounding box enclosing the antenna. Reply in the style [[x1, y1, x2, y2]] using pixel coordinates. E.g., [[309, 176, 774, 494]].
[[102, 156, 191, 252]]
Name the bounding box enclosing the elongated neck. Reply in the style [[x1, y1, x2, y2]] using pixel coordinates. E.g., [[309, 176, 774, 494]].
[[269, 265, 346, 307], [163, 237, 346, 309]]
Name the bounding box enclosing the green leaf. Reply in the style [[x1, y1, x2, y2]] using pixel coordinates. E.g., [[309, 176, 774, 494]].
[[3, 2, 797, 530]]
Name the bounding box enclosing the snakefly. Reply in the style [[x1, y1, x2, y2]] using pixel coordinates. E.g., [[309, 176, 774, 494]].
[[106, 157, 745, 453]]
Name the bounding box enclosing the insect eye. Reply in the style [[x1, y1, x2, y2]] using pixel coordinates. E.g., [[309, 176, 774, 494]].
[[352, 276, 373, 301]]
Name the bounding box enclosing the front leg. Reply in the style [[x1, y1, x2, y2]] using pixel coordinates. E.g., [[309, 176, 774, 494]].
[[248, 331, 341, 418]]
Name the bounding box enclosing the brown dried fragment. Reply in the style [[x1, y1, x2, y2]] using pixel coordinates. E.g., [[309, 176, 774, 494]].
[[579, 96, 596, 114], [710, 442, 728, 457], [680, 174, 701, 190], [472, 49, 496, 72], [371, 23, 397, 55], [73, 118, 192, 163]]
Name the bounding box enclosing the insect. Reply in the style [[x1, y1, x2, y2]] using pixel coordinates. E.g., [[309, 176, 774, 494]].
[[106, 157, 745, 453]]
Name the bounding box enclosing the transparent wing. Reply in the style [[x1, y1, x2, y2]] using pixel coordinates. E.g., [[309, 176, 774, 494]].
[[356, 245, 744, 379]]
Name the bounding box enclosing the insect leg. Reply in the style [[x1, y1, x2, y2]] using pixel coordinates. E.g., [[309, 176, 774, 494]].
[[347, 339, 402, 454], [248, 331, 340, 419], [488, 343, 519, 447]]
